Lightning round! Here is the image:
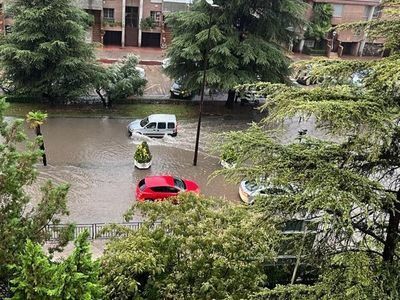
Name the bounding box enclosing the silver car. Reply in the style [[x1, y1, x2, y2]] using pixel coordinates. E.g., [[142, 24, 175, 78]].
[[128, 114, 177, 137], [239, 180, 291, 205]]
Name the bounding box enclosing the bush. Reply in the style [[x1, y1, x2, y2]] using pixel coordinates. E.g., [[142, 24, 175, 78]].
[[134, 141, 152, 163]]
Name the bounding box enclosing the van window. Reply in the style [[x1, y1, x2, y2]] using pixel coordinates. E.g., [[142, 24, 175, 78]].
[[146, 122, 156, 129], [158, 122, 166, 129], [168, 122, 175, 129]]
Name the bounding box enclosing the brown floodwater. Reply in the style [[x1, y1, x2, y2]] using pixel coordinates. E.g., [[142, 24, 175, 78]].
[[20, 115, 325, 224], [25, 117, 251, 223]]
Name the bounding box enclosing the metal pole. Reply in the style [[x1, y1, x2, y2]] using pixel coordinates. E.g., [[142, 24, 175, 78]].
[[193, 14, 212, 166]]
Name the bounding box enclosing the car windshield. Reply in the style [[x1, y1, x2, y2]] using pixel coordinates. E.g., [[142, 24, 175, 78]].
[[174, 177, 186, 190], [140, 117, 149, 127], [244, 181, 261, 192]]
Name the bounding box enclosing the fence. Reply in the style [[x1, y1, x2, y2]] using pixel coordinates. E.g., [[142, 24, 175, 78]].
[[44, 222, 148, 241]]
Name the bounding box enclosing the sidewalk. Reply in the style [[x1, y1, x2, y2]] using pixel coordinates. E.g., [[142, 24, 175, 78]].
[[96, 46, 166, 64]]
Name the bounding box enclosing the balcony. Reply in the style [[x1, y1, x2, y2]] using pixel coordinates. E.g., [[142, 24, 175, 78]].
[[76, 0, 103, 11]]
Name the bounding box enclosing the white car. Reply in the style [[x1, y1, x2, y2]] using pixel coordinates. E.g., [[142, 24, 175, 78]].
[[162, 58, 171, 69], [239, 180, 291, 205], [135, 67, 146, 79], [128, 114, 177, 137]]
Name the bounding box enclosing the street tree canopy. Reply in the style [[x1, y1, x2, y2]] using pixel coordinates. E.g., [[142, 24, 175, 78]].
[[101, 193, 279, 300], [0, 0, 101, 100], [216, 0, 400, 297], [165, 0, 306, 106]]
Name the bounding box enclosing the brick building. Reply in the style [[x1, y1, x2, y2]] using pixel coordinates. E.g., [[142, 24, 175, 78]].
[[0, 0, 386, 56], [300, 0, 383, 56], [0, 0, 192, 47]]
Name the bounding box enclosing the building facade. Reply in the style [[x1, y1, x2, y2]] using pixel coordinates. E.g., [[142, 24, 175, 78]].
[[0, 0, 193, 47], [301, 0, 383, 56]]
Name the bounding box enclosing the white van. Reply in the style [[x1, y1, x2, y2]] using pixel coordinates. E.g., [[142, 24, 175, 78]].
[[128, 114, 177, 137]]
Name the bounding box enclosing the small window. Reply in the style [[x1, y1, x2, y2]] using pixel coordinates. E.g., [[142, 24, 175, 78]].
[[174, 177, 186, 190], [157, 122, 166, 129], [146, 122, 156, 129], [332, 4, 343, 17], [103, 8, 115, 21], [151, 186, 167, 193], [372, 5, 382, 19], [139, 179, 146, 191], [168, 122, 175, 129], [140, 117, 149, 127], [364, 6, 373, 19], [150, 11, 162, 24]]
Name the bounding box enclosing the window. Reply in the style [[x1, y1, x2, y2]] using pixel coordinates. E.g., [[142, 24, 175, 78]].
[[139, 179, 146, 191], [150, 11, 162, 25], [332, 4, 343, 17], [103, 8, 115, 22], [151, 186, 167, 192], [146, 122, 156, 129], [126, 7, 139, 27], [157, 122, 166, 129], [174, 177, 186, 190], [140, 117, 149, 127], [364, 6, 373, 19], [372, 5, 382, 19], [168, 122, 175, 129]]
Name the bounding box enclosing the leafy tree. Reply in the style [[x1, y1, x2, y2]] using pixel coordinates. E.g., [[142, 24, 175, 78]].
[[216, 0, 400, 297], [0, 0, 101, 100], [10, 231, 103, 299], [26, 111, 48, 166], [304, 4, 333, 41], [0, 98, 72, 282], [95, 55, 147, 108], [165, 0, 306, 107], [101, 193, 279, 299]]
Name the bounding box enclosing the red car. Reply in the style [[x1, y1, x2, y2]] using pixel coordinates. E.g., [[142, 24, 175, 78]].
[[136, 175, 200, 202]]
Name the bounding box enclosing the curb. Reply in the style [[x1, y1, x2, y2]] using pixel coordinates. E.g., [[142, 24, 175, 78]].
[[97, 59, 162, 65]]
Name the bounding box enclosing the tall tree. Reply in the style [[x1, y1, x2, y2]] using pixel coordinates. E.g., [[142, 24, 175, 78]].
[[216, 0, 400, 297], [165, 0, 306, 107], [0, 98, 72, 282], [101, 193, 279, 299], [0, 0, 101, 100]]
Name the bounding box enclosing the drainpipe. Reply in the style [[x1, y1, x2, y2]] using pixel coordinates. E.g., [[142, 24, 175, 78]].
[[358, 6, 375, 56], [138, 0, 143, 47], [298, 39, 305, 53], [121, 0, 126, 47]]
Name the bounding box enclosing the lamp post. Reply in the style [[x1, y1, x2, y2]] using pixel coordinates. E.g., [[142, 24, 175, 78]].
[[193, 0, 219, 166]]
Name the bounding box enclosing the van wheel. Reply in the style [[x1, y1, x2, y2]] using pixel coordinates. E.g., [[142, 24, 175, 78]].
[[171, 132, 177, 137]]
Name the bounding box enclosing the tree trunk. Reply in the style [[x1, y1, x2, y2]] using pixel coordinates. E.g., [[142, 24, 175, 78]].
[[35, 126, 47, 166], [96, 89, 107, 108], [382, 190, 400, 262], [225, 89, 236, 109]]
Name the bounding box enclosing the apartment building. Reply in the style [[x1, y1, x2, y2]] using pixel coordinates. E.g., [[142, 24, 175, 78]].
[[300, 0, 383, 56], [0, 0, 192, 47]]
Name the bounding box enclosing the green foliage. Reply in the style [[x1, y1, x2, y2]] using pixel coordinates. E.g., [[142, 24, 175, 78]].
[[101, 193, 279, 299], [10, 231, 103, 299], [0, 0, 101, 100], [165, 0, 306, 94], [217, 1, 400, 296], [0, 97, 71, 281], [26, 111, 47, 129], [95, 54, 147, 106], [134, 141, 152, 163], [140, 17, 157, 31], [305, 4, 333, 41]]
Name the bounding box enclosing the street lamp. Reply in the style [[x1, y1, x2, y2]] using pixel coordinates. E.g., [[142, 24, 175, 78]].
[[193, 0, 219, 166]]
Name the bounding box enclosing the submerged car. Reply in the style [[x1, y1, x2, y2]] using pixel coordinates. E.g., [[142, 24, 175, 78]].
[[136, 175, 200, 202], [128, 114, 177, 137], [239, 180, 292, 205]]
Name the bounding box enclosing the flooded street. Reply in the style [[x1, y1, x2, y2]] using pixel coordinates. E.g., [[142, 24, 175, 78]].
[[21, 114, 325, 224], [27, 117, 249, 223]]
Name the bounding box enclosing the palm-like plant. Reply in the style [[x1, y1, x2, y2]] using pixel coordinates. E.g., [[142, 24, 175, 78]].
[[26, 111, 48, 166]]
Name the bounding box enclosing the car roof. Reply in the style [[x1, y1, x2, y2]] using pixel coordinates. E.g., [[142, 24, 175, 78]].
[[148, 114, 176, 123], [145, 176, 175, 188]]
